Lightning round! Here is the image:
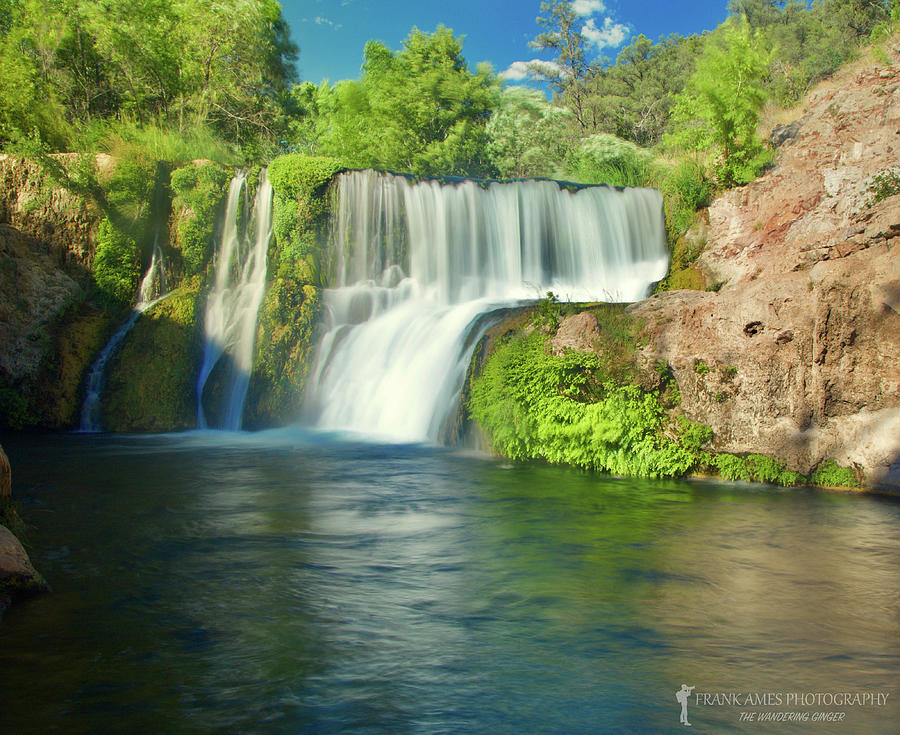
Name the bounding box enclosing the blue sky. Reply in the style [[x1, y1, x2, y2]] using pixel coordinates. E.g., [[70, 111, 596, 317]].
[[282, 0, 731, 85]]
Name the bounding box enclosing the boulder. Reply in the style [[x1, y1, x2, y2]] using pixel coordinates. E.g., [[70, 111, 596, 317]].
[[0, 523, 49, 610], [548, 311, 602, 355]]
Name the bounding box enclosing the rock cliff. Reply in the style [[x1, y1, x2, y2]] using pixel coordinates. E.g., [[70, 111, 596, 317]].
[[628, 50, 900, 489]]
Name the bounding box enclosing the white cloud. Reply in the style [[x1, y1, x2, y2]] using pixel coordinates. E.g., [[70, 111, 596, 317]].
[[582, 17, 629, 50], [572, 0, 606, 15], [314, 16, 332, 25], [500, 59, 564, 82]]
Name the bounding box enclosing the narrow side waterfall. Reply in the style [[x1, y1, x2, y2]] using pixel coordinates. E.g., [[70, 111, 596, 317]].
[[196, 170, 273, 430], [304, 170, 669, 443], [79, 242, 167, 433]]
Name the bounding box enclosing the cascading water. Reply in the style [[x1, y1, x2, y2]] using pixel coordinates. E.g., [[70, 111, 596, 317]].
[[196, 170, 273, 431], [304, 170, 669, 443], [79, 241, 168, 433]]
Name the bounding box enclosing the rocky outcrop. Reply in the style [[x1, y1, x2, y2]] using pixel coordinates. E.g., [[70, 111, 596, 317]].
[[629, 49, 900, 489], [0, 155, 115, 429]]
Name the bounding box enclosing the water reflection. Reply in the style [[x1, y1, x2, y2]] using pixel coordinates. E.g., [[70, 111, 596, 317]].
[[0, 434, 898, 734]]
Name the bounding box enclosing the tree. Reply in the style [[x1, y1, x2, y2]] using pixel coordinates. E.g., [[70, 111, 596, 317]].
[[529, 0, 594, 131], [580, 34, 702, 145], [667, 20, 772, 185], [0, 0, 299, 152], [486, 87, 574, 178], [313, 26, 499, 176]]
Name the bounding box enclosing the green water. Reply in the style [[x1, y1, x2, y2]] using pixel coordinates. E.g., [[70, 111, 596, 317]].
[[1, 431, 898, 733]]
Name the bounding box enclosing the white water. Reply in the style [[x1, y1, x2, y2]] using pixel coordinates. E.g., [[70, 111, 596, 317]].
[[305, 170, 669, 443], [79, 241, 167, 433], [196, 170, 273, 430]]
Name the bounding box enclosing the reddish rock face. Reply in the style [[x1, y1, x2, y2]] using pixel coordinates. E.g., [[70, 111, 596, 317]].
[[629, 50, 900, 489]]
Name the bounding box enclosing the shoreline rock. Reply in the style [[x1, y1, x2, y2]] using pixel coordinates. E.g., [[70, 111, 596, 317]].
[[0, 523, 50, 614]]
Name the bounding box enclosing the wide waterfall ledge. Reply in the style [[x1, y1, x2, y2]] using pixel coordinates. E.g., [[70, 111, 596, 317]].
[[303, 170, 669, 444]]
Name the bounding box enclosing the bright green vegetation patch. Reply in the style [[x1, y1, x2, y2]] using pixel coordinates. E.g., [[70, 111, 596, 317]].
[[709, 453, 806, 487], [102, 283, 203, 432], [468, 332, 711, 479], [169, 163, 230, 276], [865, 167, 900, 208], [243, 154, 344, 428], [93, 217, 141, 304], [810, 460, 860, 489]]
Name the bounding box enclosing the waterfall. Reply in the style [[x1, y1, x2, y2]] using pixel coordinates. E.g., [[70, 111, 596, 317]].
[[196, 169, 273, 431], [304, 170, 669, 443], [79, 242, 167, 433]]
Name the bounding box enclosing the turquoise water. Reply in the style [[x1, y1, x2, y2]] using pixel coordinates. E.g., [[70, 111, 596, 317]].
[[1, 432, 898, 733]]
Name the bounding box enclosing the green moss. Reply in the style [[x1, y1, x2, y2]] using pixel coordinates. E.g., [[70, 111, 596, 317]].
[[694, 360, 710, 376], [468, 332, 711, 478], [243, 155, 344, 427], [810, 460, 860, 489], [102, 282, 203, 431], [40, 303, 116, 427], [170, 163, 230, 276]]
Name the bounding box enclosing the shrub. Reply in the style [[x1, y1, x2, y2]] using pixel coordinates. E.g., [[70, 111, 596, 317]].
[[565, 133, 654, 188], [93, 217, 140, 304]]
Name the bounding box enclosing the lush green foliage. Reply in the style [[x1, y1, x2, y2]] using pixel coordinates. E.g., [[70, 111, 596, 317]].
[[468, 332, 711, 478], [810, 460, 860, 488], [666, 20, 773, 185], [486, 88, 573, 178], [530, 0, 595, 131], [267, 154, 344, 277], [294, 27, 499, 177], [244, 154, 344, 427], [581, 34, 704, 145], [170, 163, 230, 276], [565, 134, 654, 188], [710, 452, 806, 486], [0, 0, 297, 155], [92, 218, 141, 304]]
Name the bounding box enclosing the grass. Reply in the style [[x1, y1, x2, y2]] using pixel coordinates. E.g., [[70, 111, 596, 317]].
[[78, 118, 240, 166]]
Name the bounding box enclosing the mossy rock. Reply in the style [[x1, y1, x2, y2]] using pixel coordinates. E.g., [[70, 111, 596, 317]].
[[40, 301, 117, 428], [243, 280, 321, 428], [102, 283, 203, 431]]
